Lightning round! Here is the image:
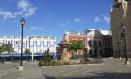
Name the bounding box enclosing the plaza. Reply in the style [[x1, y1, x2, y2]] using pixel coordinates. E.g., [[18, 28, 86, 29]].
[[0, 0, 131, 79], [0, 58, 131, 79]]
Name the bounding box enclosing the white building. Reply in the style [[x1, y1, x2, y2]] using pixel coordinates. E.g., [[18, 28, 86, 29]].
[[0, 36, 56, 56]]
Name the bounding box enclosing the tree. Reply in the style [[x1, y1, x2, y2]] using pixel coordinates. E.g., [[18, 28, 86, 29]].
[[6, 44, 14, 61], [24, 48, 31, 61], [0, 44, 14, 62], [0, 46, 3, 61], [44, 48, 52, 62], [69, 40, 85, 59]]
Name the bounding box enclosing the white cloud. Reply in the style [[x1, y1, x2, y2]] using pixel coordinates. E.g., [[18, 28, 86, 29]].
[[94, 15, 110, 24], [24, 7, 37, 16], [94, 16, 101, 22], [74, 18, 81, 22], [29, 26, 45, 31], [17, 0, 37, 17], [17, 0, 30, 11], [102, 15, 110, 24], [0, 0, 37, 20], [74, 18, 85, 23], [0, 10, 15, 20]]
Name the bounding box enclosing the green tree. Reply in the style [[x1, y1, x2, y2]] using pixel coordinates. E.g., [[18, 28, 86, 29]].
[[69, 40, 85, 59], [0, 44, 14, 62], [44, 48, 52, 62], [24, 48, 31, 61], [0, 45, 4, 61]]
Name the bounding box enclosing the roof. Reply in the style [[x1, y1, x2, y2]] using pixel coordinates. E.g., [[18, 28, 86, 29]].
[[0, 35, 56, 39], [100, 30, 112, 35]]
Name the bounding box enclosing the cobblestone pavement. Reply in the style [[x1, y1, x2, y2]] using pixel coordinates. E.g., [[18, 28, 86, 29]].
[[0, 58, 131, 79]]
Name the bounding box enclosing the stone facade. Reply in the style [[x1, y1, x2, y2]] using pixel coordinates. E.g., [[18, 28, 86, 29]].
[[86, 29, 112, 57], [111, 0, 131, 57]]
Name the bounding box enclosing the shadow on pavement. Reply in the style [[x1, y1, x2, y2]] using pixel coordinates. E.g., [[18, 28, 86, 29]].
[[43, 72, 131, 79]]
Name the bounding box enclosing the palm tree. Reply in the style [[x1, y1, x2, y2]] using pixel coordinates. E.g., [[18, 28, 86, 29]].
[[69, 40, 85, 59]]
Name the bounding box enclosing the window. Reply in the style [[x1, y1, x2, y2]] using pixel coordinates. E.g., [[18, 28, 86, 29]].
[[23, 41, 27, 47], [4, 40, 7, 44], [50, 41, 54, 46], [14, 41, 19, 47], [40, 41, 44, 46], [34, 41, 37, 46], [11, 40, 13, 45], [88, 40, 92, 47], [44, 41, 48, 46], [8, 41, 11, 44], [93, 41, 97, 47], [0, 40, 3, 44], [47, 41, 51, 47], [30, 41, 34, 47], [37, 41, 41, 47]]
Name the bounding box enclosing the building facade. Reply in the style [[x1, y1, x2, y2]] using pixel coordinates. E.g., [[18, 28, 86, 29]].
[[103, 35, 113, 57], [60, 32, 87, 58], [0, 36, 56, 56], [86, 29, 112, 57], [111, 0, 131, 57], [58, 30, 113, 59]]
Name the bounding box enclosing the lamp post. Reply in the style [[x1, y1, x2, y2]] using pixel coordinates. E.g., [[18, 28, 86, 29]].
[[19, 17, 25, 71], [28, 37, 31, 52], [28, 37, 31, 61], [122, 25, 130, 65], [116, 41, 121, 59]]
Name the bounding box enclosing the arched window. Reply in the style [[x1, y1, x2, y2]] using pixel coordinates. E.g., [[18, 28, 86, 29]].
[[88, 40, 92, 47]]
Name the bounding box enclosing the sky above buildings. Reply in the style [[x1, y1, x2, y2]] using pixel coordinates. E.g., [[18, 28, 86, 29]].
[[0, 0, 112, 43]]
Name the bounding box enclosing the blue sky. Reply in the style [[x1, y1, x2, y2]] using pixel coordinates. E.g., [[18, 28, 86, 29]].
[[0, 0, 112, 43]]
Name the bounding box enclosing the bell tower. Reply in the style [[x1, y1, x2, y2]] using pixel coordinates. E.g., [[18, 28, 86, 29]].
[[111, 0, 131, 58]]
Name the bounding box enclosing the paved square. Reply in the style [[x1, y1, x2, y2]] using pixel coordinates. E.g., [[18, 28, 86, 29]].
[[0, 58, 131, 79]]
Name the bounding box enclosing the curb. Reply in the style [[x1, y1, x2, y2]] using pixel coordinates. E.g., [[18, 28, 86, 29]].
[[62, 64, 104, 66]]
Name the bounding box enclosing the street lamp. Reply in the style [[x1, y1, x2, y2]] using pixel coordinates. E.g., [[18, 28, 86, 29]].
[[19, 17, 25, 71], [28, 37, 31, 61], [121, 25, 130, 65]]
